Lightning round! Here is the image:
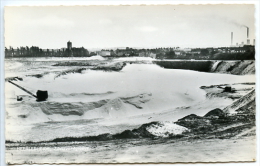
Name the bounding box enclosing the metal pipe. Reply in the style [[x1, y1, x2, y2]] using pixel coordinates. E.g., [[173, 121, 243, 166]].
[[8, 81, 37, 98]]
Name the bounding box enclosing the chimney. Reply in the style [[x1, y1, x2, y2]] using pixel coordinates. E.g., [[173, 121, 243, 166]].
[[236, 43, 238, 47], [253, 39, 255, 45], [247, 39, 250, 45], [231, 32, 233, 46], [247, 27, 249, 38]]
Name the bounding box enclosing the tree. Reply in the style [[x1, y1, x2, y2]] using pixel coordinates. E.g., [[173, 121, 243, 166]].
[[165, 51, 176, 59], [200, 49, 209, 56], [156, 53, 165, 60]]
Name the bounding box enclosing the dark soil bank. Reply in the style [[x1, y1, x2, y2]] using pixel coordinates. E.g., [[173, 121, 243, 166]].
[[154, 61, 213, 72], [154, 60, 255, 75]]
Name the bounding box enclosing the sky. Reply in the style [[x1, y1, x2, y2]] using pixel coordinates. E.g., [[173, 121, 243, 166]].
[[5, 5, 255, 49]]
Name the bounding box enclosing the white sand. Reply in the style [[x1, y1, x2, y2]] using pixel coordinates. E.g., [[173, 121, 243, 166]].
[[146, 121, 189, 137], [5, 60, 255, 142]]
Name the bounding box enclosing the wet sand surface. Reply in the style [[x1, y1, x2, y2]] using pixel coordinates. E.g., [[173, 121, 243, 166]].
[[6, 135, 255, 164]]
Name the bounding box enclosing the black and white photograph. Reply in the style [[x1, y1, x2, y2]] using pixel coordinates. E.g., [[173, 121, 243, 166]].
[[3, 3, 258, 164]]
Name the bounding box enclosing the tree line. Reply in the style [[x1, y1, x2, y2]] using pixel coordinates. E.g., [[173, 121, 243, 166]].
[[5, 46, 89, 57]]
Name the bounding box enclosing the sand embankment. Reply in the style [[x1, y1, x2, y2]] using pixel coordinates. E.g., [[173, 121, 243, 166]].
[[154, 60, 255, 75]]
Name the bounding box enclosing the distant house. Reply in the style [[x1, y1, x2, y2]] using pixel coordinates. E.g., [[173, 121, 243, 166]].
[[149, 53, 156, 59], [183, 48, 192, 52], [116, 47, 134, 56], [138, 52, 147, 57], [190, 49, 201, 55], [98, 50, 111, 56], [174, 51, 182, 56]]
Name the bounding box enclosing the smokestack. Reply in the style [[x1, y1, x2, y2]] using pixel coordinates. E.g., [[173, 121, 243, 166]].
[[231, 32, 233, 46], [253, 39, 255, 45], [247, 27, 249, 38], [247, 39, 250, 45]]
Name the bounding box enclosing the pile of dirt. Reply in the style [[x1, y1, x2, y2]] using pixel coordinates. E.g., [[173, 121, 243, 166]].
[[175, 113, 213, 132], [92, 62, 127, 71], [175, 109, 253, 137], [55, 68, 87, 78], [175, 89, 255, 137], [53, 62, 126, 78], [49, 121, 188, 142], [52, 60, 106, 66], [113, 122, 158, 139], [211, 60, 255, 75], [204, 108, 226, 118], [146, 121, 189, 137]]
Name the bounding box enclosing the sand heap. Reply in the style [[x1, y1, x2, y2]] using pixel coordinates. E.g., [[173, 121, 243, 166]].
[[223, 89, 255, 115], [50, 121, 189, 142], [211, 60, 255, 75], [146, 121, 189, 137]]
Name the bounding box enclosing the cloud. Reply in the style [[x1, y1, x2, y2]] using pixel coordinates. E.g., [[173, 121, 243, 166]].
[[135, 26, 158, 32]]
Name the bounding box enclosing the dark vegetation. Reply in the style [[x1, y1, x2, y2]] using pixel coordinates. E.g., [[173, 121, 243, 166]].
[[5, 46, 89, 57], [211, 51, 255, 60], [156, 51, 176, 59], [169, 52, 255, 60]]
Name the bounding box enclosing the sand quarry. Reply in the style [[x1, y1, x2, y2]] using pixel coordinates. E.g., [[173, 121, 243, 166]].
[[5, 57, 256, 163]]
